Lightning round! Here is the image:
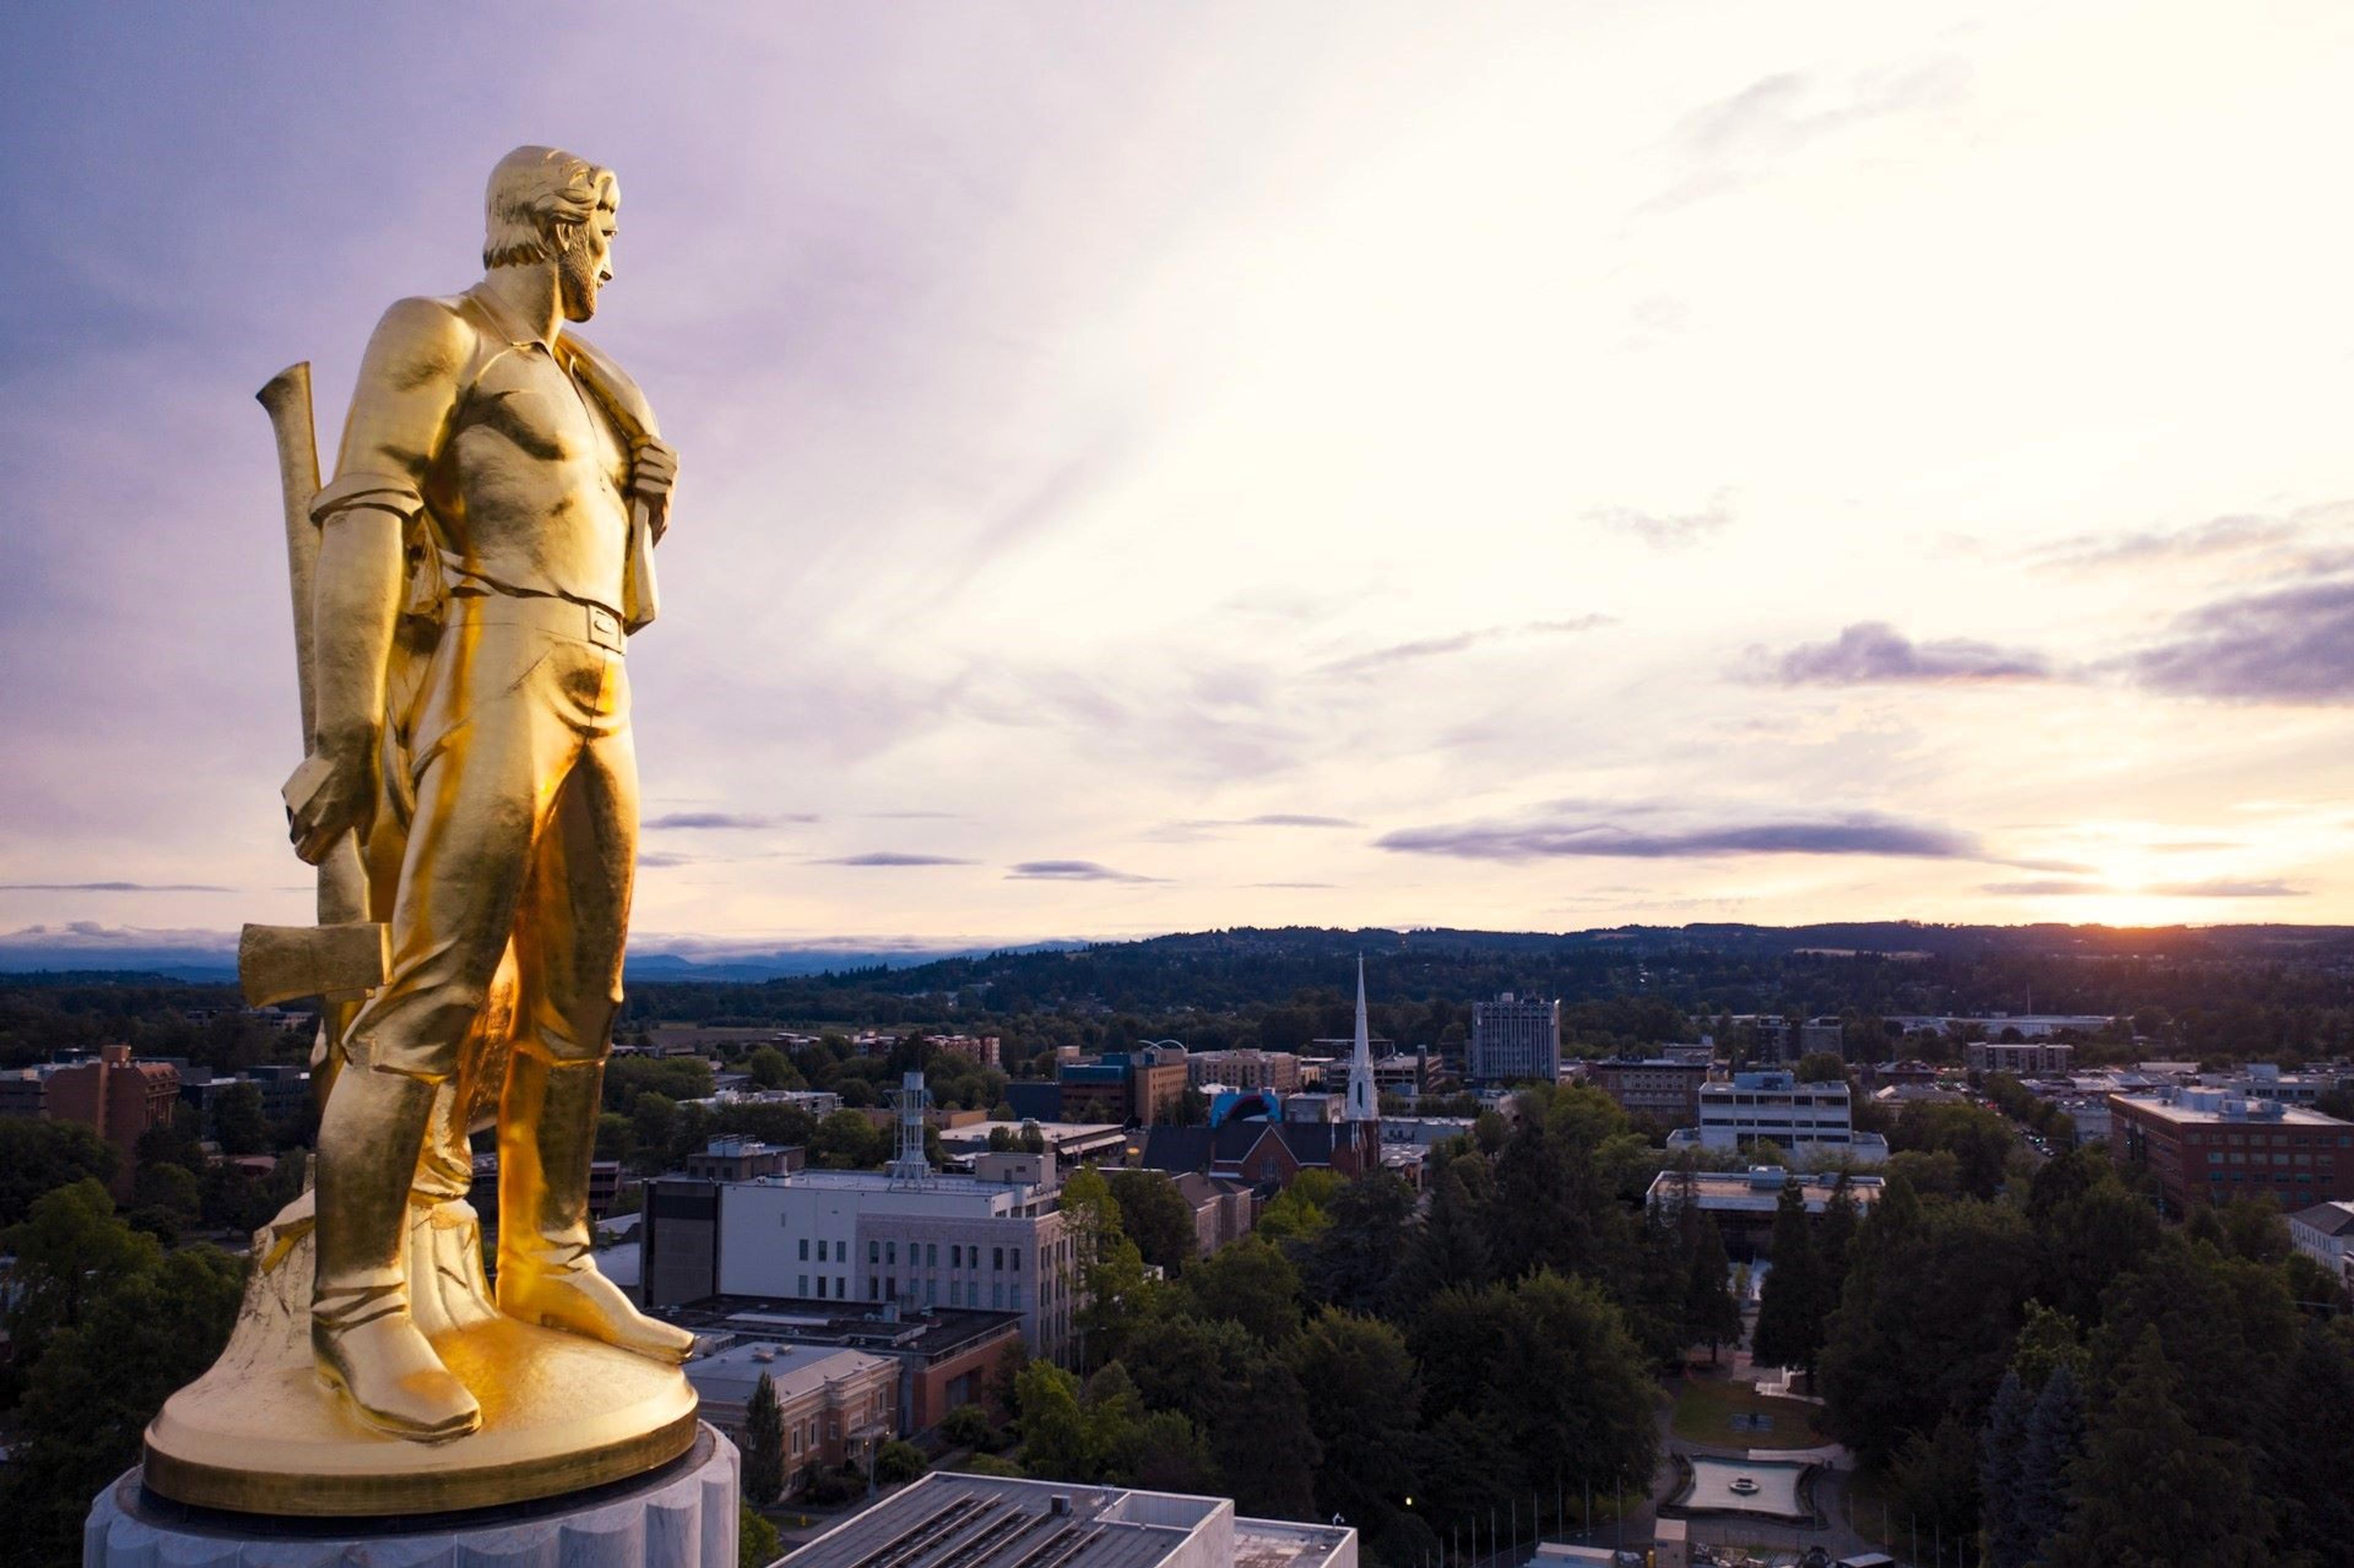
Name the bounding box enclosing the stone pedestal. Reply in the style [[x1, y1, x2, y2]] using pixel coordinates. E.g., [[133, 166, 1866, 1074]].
[[85, 1422, 739, 1568]]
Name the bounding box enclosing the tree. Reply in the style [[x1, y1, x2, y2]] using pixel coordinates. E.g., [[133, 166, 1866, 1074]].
[[2014, 1360, 2084, 1564], [1794, 1051, 1848, 1086], [747, 1046, 799, 1090], [0, 1229, 243, 1566], [1107, 1170, 1197, 1276], [740, 1505, 782, 1568], [1393, 1157, 1490, 1313], [1680, 1214, 1740, 1364], [211, 1081, 269, 1156], [743, 1370, 785, 1505], [1979, 1370, 2033, 1568], [811, 1108, 888, 1169], [1297, 1173, 1413, 1315], [2046, 1330, 2268, 1568], [1013, 1360, 1095, 1480], [1178, 1235, 1301, 1344], [942, 1402, 996, 1451], [875, 1439, 928, 1484], [1750, 1183, 1824, 1378], [1, 1179, 162, 1384], [1255, 1168, 1339, 1243], [1289, 1311, 1420, 1538], [1889, 1414, 1980, 1554], [0, 1119, 116, 1227]]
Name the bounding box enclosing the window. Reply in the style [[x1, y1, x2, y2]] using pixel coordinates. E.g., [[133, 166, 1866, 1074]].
[[1010, 1284, 1023, 1311], [870, 1240, 880, 1265], [993, 1283, 1004, 1309], [837, 1276, 846, 1298], [799, 1238, 809, 1260], [799, 1274, 809, 1295], [870, 1278, 880, 1300], [886, 1241, 897, 1266], [951, 1244, 962, 1268], [993, 1247, 1004, 1271], [951, 1280, 962, 1306], [815, 1276, 826, 1299], [1011, 1248, 1021, 1273], [926, 1279, 937, 1304], [927, 1243, 938, 1266]]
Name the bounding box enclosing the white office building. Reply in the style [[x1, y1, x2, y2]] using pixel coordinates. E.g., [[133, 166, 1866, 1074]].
[[1469, 992, 1560, 1084], [1667, 1070, 1887, 1167], [644, 1151, 1083, 1363]]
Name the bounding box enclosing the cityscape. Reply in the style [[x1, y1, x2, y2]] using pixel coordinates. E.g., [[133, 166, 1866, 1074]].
[[7, 6, 2354, 1568]]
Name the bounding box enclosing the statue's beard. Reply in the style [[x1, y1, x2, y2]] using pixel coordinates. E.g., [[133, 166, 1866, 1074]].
[[556, 226, 603, 321]]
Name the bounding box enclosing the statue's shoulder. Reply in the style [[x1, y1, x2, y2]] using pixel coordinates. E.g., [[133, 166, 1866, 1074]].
[[359, 294, 481, 380]]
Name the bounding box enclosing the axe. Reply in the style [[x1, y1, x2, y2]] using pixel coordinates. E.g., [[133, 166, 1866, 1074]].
[[243, 365, 389, 1025]]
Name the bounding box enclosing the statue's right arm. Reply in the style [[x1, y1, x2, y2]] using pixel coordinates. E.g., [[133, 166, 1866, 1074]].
[[287, 299, 468, 866]]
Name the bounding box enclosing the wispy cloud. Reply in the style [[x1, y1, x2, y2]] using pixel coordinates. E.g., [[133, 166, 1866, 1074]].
[[2032, 512, 2308, 573], [1587, 495, 1731, 549], [642, 811, 818, 831], [1316, 617, 1610, 679], [1760, 622, 2051, 685], [2147, 877, 2304, 899], [1007, 859, 1164, 883], [2120, 579, 2354, 704], [1981, 879, 2108, 897], [1247, 881, 1336, 889], [1151, 813, 1362, 842], [1652, 61, 1970, 210], [1378, 803, 1979, 862], [0, 881, 232, 893], [817, 851, 977, 867]]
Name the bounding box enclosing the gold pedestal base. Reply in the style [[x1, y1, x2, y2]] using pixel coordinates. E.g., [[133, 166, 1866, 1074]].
[[142, 1193, 698, 1516]]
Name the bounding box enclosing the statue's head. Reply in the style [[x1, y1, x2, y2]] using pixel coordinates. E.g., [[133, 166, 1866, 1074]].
[[483, 145, 620, 322]]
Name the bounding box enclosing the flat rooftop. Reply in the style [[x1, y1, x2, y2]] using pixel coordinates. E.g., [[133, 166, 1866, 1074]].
[[664, 1295, 1024, 1359], [2109, 1091, 2352, 1128], [685, 1341, 891, 1409], [780, 1472, 1352, 1568]]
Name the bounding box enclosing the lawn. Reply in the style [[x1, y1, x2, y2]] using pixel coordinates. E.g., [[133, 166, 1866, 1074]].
[[1669, 1375, 1829, 1450]]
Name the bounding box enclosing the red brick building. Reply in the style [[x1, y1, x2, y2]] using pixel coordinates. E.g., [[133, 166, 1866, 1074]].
[[2109, 1087, 2354, 1214], [46, 1046, 180, 1197]]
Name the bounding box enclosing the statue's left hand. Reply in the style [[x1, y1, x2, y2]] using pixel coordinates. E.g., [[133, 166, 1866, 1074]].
[[631, 438, 677, 542]]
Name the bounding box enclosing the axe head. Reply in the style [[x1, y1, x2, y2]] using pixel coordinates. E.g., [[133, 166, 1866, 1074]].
[[238, 920, 390, 1008]]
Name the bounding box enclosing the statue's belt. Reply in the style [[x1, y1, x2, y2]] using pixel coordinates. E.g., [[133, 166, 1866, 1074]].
[[446, 590, 627, 654]]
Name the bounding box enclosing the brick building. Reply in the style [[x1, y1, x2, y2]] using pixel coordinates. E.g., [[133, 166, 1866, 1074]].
[[685, 1341, 897, 1493], [1586, 1057, 1712, 1126], [45, 1046, 180, 1197], [2109, 1087, 2354, 1214]]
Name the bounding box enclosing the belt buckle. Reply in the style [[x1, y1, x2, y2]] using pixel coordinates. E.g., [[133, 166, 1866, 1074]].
[[587, 605, 621, 649]]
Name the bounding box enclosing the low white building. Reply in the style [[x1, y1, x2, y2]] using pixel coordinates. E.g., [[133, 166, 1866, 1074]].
[[2288, 1200, 2354, 1278], [1667, 1070, 1886, 1166]]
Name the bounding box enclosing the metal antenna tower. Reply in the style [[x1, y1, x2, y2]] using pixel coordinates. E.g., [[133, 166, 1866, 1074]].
[[886, 1068, 936, 1188]]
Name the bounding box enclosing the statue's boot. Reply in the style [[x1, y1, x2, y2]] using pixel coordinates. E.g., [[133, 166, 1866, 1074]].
[[497, 1052, 696, 1364], [313, 1064, 482, 1441]]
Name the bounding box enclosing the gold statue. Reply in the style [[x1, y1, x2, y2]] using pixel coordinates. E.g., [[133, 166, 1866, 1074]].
[[143, 147, 701, 1515]]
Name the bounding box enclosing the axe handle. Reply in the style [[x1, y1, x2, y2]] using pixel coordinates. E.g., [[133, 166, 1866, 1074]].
[[257, 363, 369, 929]]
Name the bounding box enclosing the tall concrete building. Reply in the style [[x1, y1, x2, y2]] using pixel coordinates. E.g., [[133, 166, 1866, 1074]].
[[1468, 992, 1560, 1084]]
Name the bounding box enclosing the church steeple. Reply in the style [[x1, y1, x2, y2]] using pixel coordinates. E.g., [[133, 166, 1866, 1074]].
[[1345, 956, 1377, 1125]]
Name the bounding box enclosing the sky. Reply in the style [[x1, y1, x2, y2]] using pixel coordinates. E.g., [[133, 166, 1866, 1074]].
[[5, 2, 2354, 959]]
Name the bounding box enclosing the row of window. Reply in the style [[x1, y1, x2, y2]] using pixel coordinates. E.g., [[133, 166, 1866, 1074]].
[[2205, 1150, 2336, 1167], [801, 1274, 1028, 1311]]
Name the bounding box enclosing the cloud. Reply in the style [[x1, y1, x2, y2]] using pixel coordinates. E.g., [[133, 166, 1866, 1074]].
[[1653, 62, 1970, 210], [2033, 512, 2307, 573], [862, 811, 963, 820], [1378, 804, 1979, 862], [2147, 877, 2304, 899], [1762, 622, 2052, 684], [1007, 860, 1164, 883], [817, 852, 977, 867], [1981, 879, 2108, 897], [0, 881, 232, 892], [1156, 813, 1360, 839], [2120, 579, 2354, 704], [1587, 495, 1731, 549], [1247, 881, 1336, 889], [642, 811, 816, 830], [636, 853, 698, 869], [1316, 617, 1610, 679]]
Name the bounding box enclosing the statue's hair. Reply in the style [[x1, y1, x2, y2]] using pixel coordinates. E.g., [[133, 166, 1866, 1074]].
[[482, 145, 617, 270]]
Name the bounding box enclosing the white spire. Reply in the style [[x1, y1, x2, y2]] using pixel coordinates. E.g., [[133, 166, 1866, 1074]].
[[1346, 956, 1376, 1124]]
